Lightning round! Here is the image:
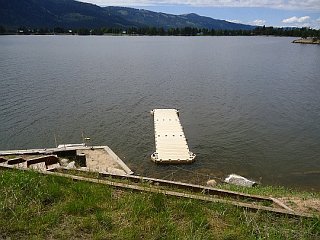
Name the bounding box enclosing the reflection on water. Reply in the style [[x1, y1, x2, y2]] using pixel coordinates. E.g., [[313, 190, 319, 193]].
[[0, 36, 319, 190]]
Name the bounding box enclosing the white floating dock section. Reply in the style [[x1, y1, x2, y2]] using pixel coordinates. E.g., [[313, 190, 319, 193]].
[[151, 109, 196, 163]]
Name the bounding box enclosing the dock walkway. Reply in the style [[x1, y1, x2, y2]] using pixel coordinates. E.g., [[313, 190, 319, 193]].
[[151, 109, 195, 163]]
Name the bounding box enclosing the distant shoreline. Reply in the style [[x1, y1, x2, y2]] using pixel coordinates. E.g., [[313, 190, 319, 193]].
[[1, 25, 319, 38], [0, 33, 313, 38]]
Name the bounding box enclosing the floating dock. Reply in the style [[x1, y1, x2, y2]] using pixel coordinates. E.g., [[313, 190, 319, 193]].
[[151, 109, 195, 163]]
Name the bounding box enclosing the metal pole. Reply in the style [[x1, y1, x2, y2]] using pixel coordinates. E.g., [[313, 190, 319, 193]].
[[54, 133, 58, 148]]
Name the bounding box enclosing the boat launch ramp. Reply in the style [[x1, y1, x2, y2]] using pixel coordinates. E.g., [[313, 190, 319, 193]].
[[151, 109, 196, 163]]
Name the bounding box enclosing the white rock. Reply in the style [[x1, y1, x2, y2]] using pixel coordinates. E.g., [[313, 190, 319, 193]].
[[60, 158, 69, 166], [224, 174, 257, 187], [66, 161, 76, 169], [206, 179, 217, 187], [47, 163, 61, 170]]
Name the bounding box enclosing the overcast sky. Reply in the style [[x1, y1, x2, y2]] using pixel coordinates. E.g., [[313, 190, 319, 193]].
[[81, 0, 320, 29]]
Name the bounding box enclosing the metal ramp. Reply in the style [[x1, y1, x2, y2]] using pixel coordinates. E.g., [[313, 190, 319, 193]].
[[151, 109, 195, 163]]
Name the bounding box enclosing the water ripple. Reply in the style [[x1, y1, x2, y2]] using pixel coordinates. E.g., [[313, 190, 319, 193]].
[[0, 36, 320, 190]]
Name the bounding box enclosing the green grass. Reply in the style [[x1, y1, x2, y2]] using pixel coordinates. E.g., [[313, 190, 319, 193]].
[[0, 169, 319, 239], [216, 183, 320, 199]]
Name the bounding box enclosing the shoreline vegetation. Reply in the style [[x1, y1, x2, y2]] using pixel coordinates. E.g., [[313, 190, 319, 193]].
[[0, 169, 319, 239], [1, 25, 320, 38]]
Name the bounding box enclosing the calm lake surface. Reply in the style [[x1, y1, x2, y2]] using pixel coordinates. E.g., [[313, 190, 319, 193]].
[[0, 35, 319, 190]]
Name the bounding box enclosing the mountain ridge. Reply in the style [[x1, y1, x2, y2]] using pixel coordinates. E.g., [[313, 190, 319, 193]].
[[0, 0, 254, 30]]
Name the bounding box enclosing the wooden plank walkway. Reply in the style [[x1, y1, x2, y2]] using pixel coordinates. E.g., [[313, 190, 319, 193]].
[[151, 109, 195, 163]]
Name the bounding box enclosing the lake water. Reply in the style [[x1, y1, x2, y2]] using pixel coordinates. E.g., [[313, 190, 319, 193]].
[[0, 35, 319, 190]]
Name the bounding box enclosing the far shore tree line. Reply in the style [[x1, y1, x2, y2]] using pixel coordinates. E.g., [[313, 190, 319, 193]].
[[1, 25, 319, 38]]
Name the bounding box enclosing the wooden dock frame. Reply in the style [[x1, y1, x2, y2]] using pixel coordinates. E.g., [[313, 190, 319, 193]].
[[0, 145, 133, 175], [0, 164, 314, 218]]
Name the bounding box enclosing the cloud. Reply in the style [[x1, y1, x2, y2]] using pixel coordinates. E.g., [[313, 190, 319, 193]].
[[83, 0, 320, 10], [312, 18, 320, 29], [281, 16, 320, 29], [228, 19, 267, 26], [282, 16, 310, 24], [252, 19, 266, 26]]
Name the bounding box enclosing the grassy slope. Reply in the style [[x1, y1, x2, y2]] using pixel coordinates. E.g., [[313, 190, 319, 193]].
[[0, 170, 319, 239]]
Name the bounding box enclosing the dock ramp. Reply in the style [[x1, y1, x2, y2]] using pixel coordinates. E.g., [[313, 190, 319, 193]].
[[151, 109, 196, 163]]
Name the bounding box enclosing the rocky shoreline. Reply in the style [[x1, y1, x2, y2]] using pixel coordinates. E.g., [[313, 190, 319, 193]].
[[292, 38, 320, 44]]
